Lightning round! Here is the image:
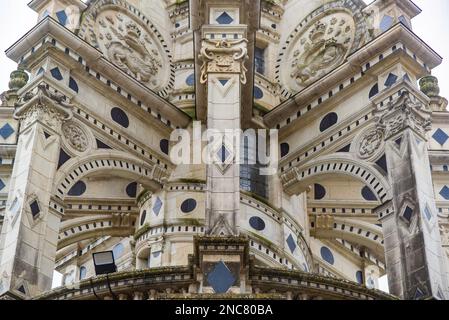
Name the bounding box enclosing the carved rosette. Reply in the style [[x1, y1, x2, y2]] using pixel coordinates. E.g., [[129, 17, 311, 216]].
[[199, 39, 249, 84], [374, 91, 432, 140], [356, 127, 384, 160], [14, 84, 73, 132], [62, 121, 89, 153]]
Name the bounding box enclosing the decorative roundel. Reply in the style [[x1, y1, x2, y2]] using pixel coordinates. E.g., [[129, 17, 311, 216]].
[[280, 143, 290, 158], [320, 246, 335, 265], [254, 86, 264, 100], [140, 210, 147, 226], [185, 73, 195, 86], [276, 1, 367, 97], [111, 107, 129, 128], [181, 198, 197, 214], [320, 113, 338, 132], [160, 139, 169, 155], [126, 182, 138, 198], [249, 216, 266, 231], [78, 0, 174, 97], [314, 183, 326, 200], [68, 181, 87, 196], [356, 271, 364, 284], [361, 186, 377, 201]]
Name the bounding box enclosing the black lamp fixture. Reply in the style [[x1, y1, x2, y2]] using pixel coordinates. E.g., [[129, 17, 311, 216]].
[[92, 251, 117, 276]]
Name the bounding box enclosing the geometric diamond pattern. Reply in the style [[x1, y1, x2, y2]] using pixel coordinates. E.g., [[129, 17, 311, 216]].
[[153, 197, 163, 216], [217, 144, 231, 163], [56, 10, 68, 25], [433, 129, 449, 146], [402, 206, 413, 222], [206, 261, 236, 294], [216, 12, 234, 24], [440, 186, 449, 200], [0, 179, 5, 191], [286, 234, 297, 254], [0, 123, 14, 139], [384, 73, 398, 87]]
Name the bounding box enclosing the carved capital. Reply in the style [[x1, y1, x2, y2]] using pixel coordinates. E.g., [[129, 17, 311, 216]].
[[374, 91, 432, 140], [14, 84, 73, 132], [199, 39, 249, 84]]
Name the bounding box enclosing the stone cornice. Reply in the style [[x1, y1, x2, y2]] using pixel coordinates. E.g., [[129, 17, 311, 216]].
[[6, 17, 190, 129], [264, 23, 442, 127]]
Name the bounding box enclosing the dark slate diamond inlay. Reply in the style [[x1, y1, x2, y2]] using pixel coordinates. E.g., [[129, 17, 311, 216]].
[[0, 179, 5, 191], [440, 186, 449, 200], [424, 205, 433, 221], [0, 123, 14, 139], [384, 73, 398, 87], [30, 200, 40, 218], [432, 129, 449, 146], [218, 144, 231, 163], [218, 79, 229, 86], [56, 10, 68, 25], [153, 197, 163, 216], [403, 206, 413, 222], [216, 12, 234, 24], [286, 234, 297, 254], [207, 261, 236, 294]]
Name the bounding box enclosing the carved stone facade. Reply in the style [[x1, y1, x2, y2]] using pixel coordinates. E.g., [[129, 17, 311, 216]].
[[0, 0, 448, 301]]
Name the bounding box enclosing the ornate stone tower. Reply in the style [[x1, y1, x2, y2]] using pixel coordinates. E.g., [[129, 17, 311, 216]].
[[0, 0, 448, 300]]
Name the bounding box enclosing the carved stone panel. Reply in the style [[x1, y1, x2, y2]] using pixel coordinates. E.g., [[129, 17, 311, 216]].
[[276, 1, 367, 96], [79, 1, 173, 96]]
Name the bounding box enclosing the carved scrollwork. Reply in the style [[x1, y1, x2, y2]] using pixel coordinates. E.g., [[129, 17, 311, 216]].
[[14, 84, 73, 132], [374, 91, 432, 140], [358, 129, 384, 159], [199, 39, 249, 84]]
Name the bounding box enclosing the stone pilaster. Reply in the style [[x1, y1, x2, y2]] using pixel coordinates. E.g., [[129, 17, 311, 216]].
[[0, 83, 72, 298], [375, 87, 449, 299], [199, 24, 248, 236]]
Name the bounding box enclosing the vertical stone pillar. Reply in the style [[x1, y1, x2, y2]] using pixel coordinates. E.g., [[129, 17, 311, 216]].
[[199, 24, 248, 236], [0, 84, 72, 299], [376, 88, 449, 299]]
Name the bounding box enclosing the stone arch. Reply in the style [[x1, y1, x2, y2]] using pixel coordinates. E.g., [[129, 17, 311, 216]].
[[57, 214, 136, 250], [54, 150, 168, 200], [281, 155, 392, 203], [310, 216, 384, 259]]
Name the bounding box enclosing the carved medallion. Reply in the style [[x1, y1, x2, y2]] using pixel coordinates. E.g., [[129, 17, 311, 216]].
[[62, 121, 89, 153], [79, 1, 173, 96], [276, 1, 368, 97], [358, 129, 383, 159]]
